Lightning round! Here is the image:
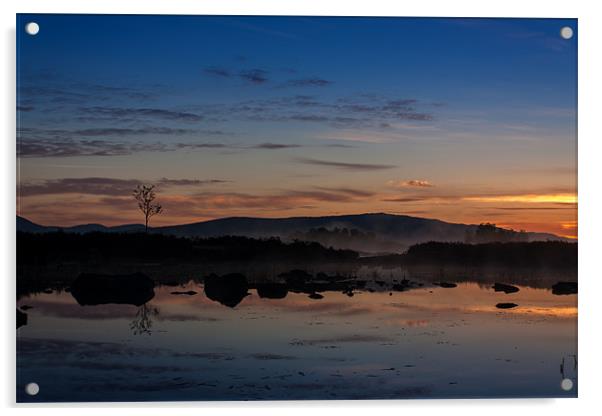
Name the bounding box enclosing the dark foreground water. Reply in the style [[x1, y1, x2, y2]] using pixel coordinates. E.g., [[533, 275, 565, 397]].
[[17, 279, 577, 402]]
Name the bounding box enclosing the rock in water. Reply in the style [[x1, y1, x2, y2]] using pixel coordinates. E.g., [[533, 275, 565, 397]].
[[204, 273, 249, 308], [70, 272, 155, 306], [170, 290, 197, 296], [496, 302, 518, 309], [552, 281, 578, 295], [256, 283, 288, 299], [493, 283, 520, 294], [436, 282, 457, 288], [308, 293, 324, 300], [17, 309, 27, 328]]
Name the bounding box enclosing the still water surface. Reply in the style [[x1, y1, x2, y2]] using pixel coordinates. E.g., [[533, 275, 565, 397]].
[[17, 281, 577, 401]]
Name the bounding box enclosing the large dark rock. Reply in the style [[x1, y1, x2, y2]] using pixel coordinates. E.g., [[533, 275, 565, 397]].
[[256, 283, 288, 299], [493, 283, 520, 294], [204, 273, 249, 308], [552, 281, 578, 295], [17, 309, 27, 328], [70, 272, 155, 306]]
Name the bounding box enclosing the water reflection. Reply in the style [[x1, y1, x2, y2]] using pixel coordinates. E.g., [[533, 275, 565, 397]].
[[16, 275, 577, 402], [130, 304, 159, 336]]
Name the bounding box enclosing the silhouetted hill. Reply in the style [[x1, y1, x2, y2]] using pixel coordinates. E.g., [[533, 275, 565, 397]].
[[16, 213, 571, 253], [17, 216, 144, 234], [153, 213, 571, 249], [17, 216, 57, 233]]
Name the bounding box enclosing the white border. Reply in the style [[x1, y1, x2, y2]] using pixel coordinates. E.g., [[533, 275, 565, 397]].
[[2, 1, 601, 414]]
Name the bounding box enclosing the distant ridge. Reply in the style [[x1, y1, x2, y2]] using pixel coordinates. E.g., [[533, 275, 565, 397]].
[[17, 216, 145, 234], [17, 213, 572, 253]]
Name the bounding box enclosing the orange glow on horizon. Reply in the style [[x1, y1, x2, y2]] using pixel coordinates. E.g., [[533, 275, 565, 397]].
[[463, 193, 577, 204], [17, 187, 578, 238]]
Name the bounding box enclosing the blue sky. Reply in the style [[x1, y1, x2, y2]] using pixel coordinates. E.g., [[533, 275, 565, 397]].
[[16, 14, 577, 236]]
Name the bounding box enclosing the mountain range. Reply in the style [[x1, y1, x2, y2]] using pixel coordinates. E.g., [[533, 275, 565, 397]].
[[17, 213, 571, 254]]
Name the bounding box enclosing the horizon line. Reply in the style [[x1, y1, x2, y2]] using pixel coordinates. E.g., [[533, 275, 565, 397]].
[[16, 212, 576, 239]]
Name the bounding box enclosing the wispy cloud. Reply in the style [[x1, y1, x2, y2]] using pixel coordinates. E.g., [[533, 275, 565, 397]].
[[203, 66, 232, 77], [73, 127, 194, 136], [213, 94, 434, 129], [17, 137, 304, 158], [238, 69, 269, 84], [18, 82, 159, 105], [282, 78, 333, 88], [156, 178, 231, 187], [17, 138, 171, 158], [315, 187, 375, 197], [23, 188, 370, 223], [19, 177, 143, 196], [253, 142, 301, 149], [295, 157, 396, 171], [381, 197, 429, 203], [175, 142, 228, 150], [79, 107, 203, 122], [387, 179, 434, 188], [21, 186, 374, 225], [20, 177, 231, 196]]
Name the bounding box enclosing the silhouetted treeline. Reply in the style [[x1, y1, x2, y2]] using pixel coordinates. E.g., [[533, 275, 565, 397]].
[[465, 223, 529, 243], [290, 226, 400, 253], [404, 241, 577, 268], [293, 227, 377, 242], [17, 231, 358, 265], [17, 231, 577, 269]]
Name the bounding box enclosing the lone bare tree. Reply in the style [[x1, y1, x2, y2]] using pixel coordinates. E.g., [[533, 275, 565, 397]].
[[133, 184, 163, 232]]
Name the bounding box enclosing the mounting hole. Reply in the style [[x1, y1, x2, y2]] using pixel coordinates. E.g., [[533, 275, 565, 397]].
[[25, 382, 39, 396], [561, 378, 573, 391], [25, 22, 39, 36], [560, 26, 573, 40]]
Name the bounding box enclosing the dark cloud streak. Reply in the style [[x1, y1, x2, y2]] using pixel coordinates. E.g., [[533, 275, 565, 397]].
[[238, 69, 269, 84], [80, 107, 203, 122], [253, 143, 301, 149], [295, 157, 396, 171], [20, 177, 231, 196], [283, 78, 333, 87]]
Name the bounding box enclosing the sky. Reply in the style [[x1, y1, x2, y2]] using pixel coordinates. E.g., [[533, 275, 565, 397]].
[[16, 15, 577, 237]]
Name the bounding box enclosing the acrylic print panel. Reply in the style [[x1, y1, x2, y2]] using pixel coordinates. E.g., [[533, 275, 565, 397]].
[[16, 14, 577, 402]]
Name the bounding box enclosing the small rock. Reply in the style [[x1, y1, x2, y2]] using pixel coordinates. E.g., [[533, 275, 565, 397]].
[[436, 282, 457, 288], [496, 302, 518, 309], [170, 290, 197, 296]]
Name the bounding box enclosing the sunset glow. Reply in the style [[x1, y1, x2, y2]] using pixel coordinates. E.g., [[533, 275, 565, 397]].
[[16, 15, 577, 237], [463, 193, 577, 204]]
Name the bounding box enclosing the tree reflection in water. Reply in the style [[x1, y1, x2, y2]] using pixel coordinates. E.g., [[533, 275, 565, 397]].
[[130, 303, 159, 335]]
